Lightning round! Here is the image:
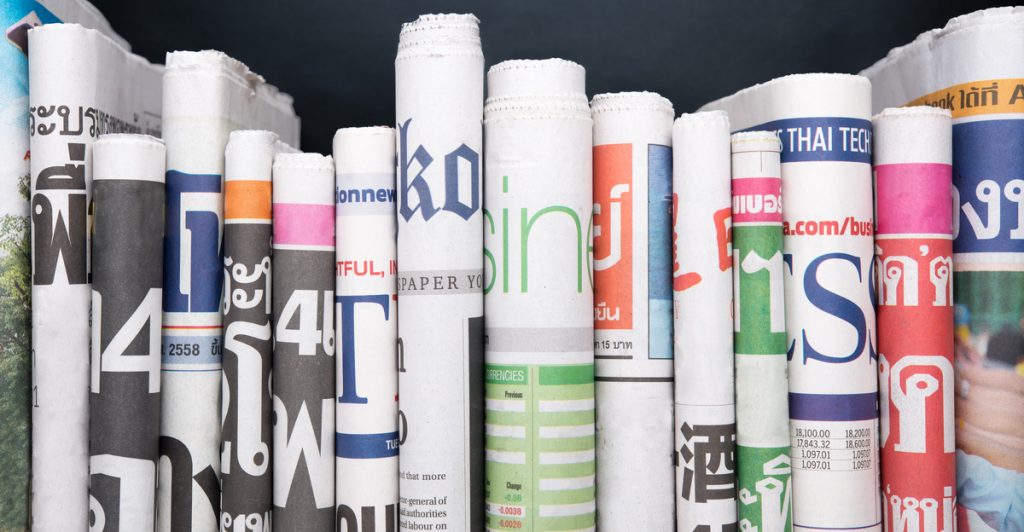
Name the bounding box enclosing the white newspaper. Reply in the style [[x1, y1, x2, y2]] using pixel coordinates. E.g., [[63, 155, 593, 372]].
[[394, 13, 485, 531], [672, 111, 737, 532], [271, 152, 335, 531], [731, 131, 793, 532], [28, 23, 161, 531], [220, 130, 277, 529], [702, 74, 879, 532], [89, 133, 165, 532], [159, 50, 299, 532], [862, 10, 1024, 531], [333, 127, 399, 530], [590, 91, 675, 530], [483, 58, 595, 531]]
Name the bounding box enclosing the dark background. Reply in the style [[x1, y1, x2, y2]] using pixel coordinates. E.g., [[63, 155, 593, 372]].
[[91, 0, 1003, 154]]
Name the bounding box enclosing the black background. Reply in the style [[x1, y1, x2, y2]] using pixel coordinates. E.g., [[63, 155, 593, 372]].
[[91, 0, 1003, 154]]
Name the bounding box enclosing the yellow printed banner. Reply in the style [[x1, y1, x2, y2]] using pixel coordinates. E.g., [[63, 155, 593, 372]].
[[909, 78, 1024, 118]]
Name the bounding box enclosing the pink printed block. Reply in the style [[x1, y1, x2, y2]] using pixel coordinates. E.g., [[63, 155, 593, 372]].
[[732, 177, 782, 223], [875, 163, 952, 236], [273, 203, 335, 247]]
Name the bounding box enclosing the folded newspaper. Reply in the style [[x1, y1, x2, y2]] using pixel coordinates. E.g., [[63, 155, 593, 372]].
[[863, 9, 1024, 531], [672, 111, 737, 532], [394, 14, 485, 531], [1, 2, 128, 529], [591, 91, 675, 531], [271, 152, 336, 532], [333, 127, 400, 530], [220, 130, 277, 529], [483, 58, 595, 532], [89, 133, 165, 532], [731, 130, 792, 532], [28, 21, 161, 531], [159, 49, 299, 531], [872, 106, 956, 532], [701, 74, 879, 532]]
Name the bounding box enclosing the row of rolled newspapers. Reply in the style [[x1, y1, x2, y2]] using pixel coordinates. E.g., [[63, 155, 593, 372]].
[[3, 3, 1021, 532]]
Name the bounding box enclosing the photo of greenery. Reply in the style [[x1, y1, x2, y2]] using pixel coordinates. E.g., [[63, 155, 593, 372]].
[[0, 173, 31, 530]]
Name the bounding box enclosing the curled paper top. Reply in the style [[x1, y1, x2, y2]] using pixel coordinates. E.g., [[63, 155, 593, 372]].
[[93, 133, 165, 183], [873, 105, 952, 166], [673, 111, 731, 178], [333, 127, 396, 174], [397, 13, 481, 59], [30, 23, 162, 72], [333, 126, 395, 140], [730, 130, 782, 153], [273, 153, 335, 205], [485, 59, 589, 121], [487, 58, 586, 98], [863, 7, 1024, 77], [275, 141, 300, 154], [226, 130, 277, 183], [703, 73, 869, 106], [227, 129, 278, 147], [590, 91, 673, 115], [700, 73, 870, 128], [483, 95, 591, 120], [273, 152, 334, 170], [400, 13, 480, 36], [165, 50, 296, 111], [674, 109, 730, 129], [95, 132, 164, 148], [872, 105, 952, 121]]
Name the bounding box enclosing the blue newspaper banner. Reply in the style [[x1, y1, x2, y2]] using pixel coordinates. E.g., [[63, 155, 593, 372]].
[[744, 117, 872, 164]]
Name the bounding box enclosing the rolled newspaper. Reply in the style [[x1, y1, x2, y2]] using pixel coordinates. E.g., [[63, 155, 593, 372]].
[[271, 152, 336, 531], [89, 134, 165, 532], [702, 74, 879, 532], [395, 13, 485, 531], [28, 23, 162, 530], [591, 91, 675, 530], [483, 58, 595, 531], [220, 130, 276, 529], [731, 131, 792, 532], [333, 127, 400, 529], [872, 106, 955, 532], [863, 10, 1024, 531], [3, 2, 128, 524], [672, 111, 737, 532], [159, 50, 299, 531]]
